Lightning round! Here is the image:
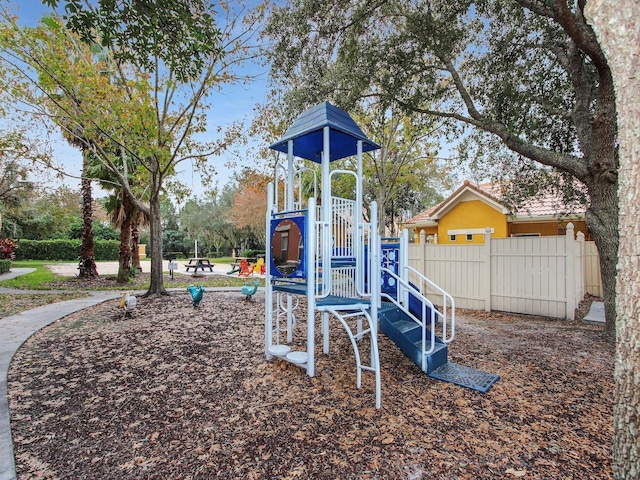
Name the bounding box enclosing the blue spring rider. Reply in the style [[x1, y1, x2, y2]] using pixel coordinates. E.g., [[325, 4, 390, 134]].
[[242, 280, 260, 300], [187, 285, 204, 308]]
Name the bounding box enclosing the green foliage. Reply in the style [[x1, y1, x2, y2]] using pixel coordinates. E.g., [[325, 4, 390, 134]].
[[162, 230, 191, 258], [15, 239, 119, 261], [58, 218, 119, 240], [0, 259, 10, 274], [93, 240, 120, 261], [240, 250, 265, 258], [1, 186, 82, 240], [41, 0, 224, 83], [264, 0, 613, 196], [90, 222, 120, 241], [0, 134, 35, 208], [3, 2, 259, 295]]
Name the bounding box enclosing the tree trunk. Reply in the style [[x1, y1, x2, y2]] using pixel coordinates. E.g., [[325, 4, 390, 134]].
[[585, 181, 618, 337], [585, 2, 640, 478], [78, 155, 98, 278], [116, 191, 132, 284], [131, 220, 141, 272], [144, 191, 167, 297]]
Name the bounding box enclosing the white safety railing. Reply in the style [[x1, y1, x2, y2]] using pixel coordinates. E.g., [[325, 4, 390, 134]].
[[330, 266, 358, 298], [405, 265, 456, 344], [331, 196, 356, 259], [294, 167, 317, 210]]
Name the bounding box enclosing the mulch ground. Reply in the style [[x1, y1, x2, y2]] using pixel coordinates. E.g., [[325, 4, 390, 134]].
[[8, 292, 613, 479]]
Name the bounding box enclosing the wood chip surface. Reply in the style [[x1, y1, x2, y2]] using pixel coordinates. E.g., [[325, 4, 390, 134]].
[[8, 292, 613, 479]]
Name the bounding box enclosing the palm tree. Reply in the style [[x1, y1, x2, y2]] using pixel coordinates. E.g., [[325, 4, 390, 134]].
[[102, 187, 149, 283], [95, 146, 149, 284], [62, 125, 98, 278]]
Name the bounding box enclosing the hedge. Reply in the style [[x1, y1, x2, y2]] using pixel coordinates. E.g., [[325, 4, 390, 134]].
[[15, 240, 120, 261], [0, 259, 10, 274]]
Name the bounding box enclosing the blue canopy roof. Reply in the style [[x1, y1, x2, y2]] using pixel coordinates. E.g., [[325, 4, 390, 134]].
[[269, 102, 380, 162]]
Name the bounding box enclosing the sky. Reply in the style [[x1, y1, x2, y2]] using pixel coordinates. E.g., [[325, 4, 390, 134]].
[[7, 0, 270, 200]]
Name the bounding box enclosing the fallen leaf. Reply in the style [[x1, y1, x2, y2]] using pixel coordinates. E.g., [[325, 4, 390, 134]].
[[505, 467, 527, 477]]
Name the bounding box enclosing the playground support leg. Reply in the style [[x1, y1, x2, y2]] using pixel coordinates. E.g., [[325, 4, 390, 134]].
[[286, 294, 294, 343], [322, 311, 330, 354]]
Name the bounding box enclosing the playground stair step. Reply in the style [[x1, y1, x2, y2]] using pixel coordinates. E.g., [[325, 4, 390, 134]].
[[378, 303, 448, 374]]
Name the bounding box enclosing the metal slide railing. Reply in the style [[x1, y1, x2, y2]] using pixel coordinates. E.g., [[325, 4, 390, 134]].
[[405, 265, 456, 344]]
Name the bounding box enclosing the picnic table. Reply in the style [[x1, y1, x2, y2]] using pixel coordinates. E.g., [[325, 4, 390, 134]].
[[184, 258, 214, 273]]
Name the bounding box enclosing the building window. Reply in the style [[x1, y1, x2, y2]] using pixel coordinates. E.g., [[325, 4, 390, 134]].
[[449, 234, 456, 242], [466, 234, 473, 241], [281, 232, 289, 261]]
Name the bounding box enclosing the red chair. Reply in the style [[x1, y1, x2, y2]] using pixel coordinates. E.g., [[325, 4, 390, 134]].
[[238, 259, 254, 277]]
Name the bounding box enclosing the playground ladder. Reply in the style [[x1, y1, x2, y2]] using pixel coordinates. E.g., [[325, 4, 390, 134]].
[[319, 304, 381, 409]]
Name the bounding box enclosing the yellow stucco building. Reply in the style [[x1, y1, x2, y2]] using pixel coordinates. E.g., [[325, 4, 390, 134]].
[[404, 180, 590, 244]]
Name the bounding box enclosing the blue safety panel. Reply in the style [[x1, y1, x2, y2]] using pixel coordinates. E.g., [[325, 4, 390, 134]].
[[381, 242, 400, 298], [429, 362, 500, 393], [272, 283, 308, 295], [269, 102, 380, 162]]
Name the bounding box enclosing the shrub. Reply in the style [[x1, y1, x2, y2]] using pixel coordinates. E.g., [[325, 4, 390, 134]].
[[93, 240, 120, 261], [0, 259, 11, 274], [241, 249, 265, 258], [15, 239, 120, 261]]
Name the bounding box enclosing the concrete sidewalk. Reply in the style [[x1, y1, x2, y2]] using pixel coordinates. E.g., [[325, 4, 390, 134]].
[[582, 301, 605, 325]]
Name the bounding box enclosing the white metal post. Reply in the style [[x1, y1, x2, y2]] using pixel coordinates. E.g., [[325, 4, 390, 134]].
[[322, 311, 330, 354], [306, 197, 317, 377], [370, 201, 380, 320], [287, 139, 294, 211], [400, 229, 409, 308], [265, 182, 274, 359], [322, 126, 331, 295], [356, 140, 363, 294], [286, 140, 295, 340]]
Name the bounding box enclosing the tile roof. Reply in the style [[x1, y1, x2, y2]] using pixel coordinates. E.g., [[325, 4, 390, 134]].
[[404, 180, 586, 225]]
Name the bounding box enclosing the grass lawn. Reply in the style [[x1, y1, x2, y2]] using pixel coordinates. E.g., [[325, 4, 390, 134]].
[[1, 259, 262, 291], [0, 259, 263, 317]]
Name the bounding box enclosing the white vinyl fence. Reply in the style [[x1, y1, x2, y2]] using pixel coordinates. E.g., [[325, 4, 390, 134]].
[[583, 241, 604, 298], [408, 223, 602, 320]]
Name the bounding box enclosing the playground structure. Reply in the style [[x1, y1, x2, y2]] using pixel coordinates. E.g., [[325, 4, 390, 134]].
[[264, 102, 498, 408]]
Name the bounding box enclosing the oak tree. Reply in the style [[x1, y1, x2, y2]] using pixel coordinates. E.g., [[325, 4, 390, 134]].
[[265, 0, 619, 334], [585, 2, 640, 478]]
